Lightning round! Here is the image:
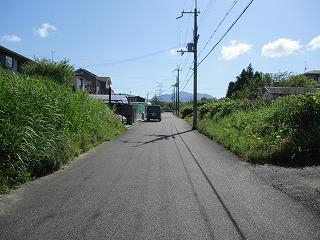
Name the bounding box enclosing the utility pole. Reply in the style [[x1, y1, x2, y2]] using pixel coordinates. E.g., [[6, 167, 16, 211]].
[[177, 0, 199, 129], [172, 83, 176, 114], [174, 67, 181, 117], [192, 1, 198, 130], [172, 88, 175, 112], [51, 51, 55, 63], [108, 87, 112, 107]]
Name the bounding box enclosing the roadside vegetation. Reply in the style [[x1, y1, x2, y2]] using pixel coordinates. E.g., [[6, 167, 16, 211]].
[[0, 60, 125, 193], [181, 64, 320, 165]]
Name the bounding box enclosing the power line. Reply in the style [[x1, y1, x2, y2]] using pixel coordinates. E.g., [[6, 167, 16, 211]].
[[182, 0, 191, 9], [183, 14, 192, 45], [180, 65, 194, 91], [180, 54, 192, 73], [82, 46, 176, 67], [198, 0, 254, 66], [198, 0, 217, 26], [198, 0, 239, 57], [180, 63, 192, 86], [181, 72, 194, 92]]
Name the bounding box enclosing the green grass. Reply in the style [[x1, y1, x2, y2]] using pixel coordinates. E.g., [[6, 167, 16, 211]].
[[0, 70, 126, 193], [187, 96, 320, 165]]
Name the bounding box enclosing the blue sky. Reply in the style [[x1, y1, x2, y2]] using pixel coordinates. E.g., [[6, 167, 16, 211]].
[[1, 0, 320, 99]]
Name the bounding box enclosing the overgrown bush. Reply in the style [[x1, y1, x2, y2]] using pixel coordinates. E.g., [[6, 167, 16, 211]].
[[198, 98, 258, 119], [197, 94, 320, 165], [0, 69, 125, 193], [273, 74, 320, 88], [22, 59, 75, 86], [180, 103, 193, 118]]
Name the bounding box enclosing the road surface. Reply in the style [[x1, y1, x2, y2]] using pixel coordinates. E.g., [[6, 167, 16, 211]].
[[1, 113, 320, 239]]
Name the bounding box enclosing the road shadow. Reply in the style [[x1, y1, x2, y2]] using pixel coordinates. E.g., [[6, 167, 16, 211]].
[[119, 129, 193, 147], [137, 129, 193, 146]]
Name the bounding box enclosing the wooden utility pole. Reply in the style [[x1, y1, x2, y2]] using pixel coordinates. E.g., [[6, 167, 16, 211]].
[[192, 0, 198, 129], [177, 0, 199, 129], [172, 84, 176, 114], [174, 67, 181, 117], [108, 87, 112, 107]]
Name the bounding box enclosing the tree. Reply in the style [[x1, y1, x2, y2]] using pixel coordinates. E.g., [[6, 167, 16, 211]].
[[271, 71, 292, 84], [22, 59, 75, 86], [226, 64, 271, 99], [226, 64, 254, 97], [226, 81, 235, 98], [273, 74, 319, 88]]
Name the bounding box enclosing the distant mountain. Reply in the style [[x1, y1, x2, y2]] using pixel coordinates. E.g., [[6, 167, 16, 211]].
[[158, 91, 214, 102]]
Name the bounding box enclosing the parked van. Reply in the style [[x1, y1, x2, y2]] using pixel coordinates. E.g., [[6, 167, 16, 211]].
[[146, 105, 161, 121]]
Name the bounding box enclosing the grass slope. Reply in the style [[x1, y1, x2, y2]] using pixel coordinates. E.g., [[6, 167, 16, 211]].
[[187, 96, 320, 165], [0, 70, 126, 193]]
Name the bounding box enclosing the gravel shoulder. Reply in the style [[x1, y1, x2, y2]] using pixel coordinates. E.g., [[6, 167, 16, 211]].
[[249, 164, 320, 213]]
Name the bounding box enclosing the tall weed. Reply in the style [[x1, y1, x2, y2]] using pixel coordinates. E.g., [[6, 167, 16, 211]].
[[0, 70, 125, 192], [197, 94, 320, 165]]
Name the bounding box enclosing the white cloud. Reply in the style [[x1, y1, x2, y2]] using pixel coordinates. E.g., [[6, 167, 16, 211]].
[[0, 34, 22, 42], [307, 35, 320, 51], [33, 23, 57, 38], [221, 41, 252, 60], [262, 38, 301, 58]]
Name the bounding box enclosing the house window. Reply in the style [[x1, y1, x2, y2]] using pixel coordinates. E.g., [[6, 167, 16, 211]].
[[5, 56, 13, 69]]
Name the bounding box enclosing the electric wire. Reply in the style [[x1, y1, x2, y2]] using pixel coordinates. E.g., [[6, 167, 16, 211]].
[[198, 0, 217, 27], [82, 46, 177, 67], [198, 0, 239, 57], [179, 61, 195, 92], [198, 0, 254, 66], [181, 71, 194, 92]]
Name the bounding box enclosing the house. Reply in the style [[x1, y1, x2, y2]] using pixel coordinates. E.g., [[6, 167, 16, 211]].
[[73, 68, 112, 94], [0, 45, 31, 73], [304, 70, 320, 83], [262, 86, 320, 100], [97, 77, 112, 94], [127, 96, 145, 103]]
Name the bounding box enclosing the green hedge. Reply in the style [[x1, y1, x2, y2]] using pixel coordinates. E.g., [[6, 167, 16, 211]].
[[0, 70, 126, 193]]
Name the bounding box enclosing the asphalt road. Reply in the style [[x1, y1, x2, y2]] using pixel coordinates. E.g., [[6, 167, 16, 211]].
[[1, 113, 320, 240]]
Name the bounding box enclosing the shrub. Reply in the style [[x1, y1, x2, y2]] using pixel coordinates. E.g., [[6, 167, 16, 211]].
[[198, 98, 257, 119], [273, 74, 320, 88], [180, 103, 193, 118], [0, 69, 125, 192], [197, 94, 320, 165], [21, 59, 75, 86]]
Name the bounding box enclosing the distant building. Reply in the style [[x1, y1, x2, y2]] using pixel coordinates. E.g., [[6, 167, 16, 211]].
[[89, 94, 128, 104], [74, 68, 112, 94], [262, 86, 320, 100], [127, 96, 145, 103], [0, 45, 31, 73], [304, 70, 320, 83]]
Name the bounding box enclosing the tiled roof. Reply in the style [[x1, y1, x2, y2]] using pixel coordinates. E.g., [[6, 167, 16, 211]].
[[75, 68, 97, 81], [0, 45, 32, 62]]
